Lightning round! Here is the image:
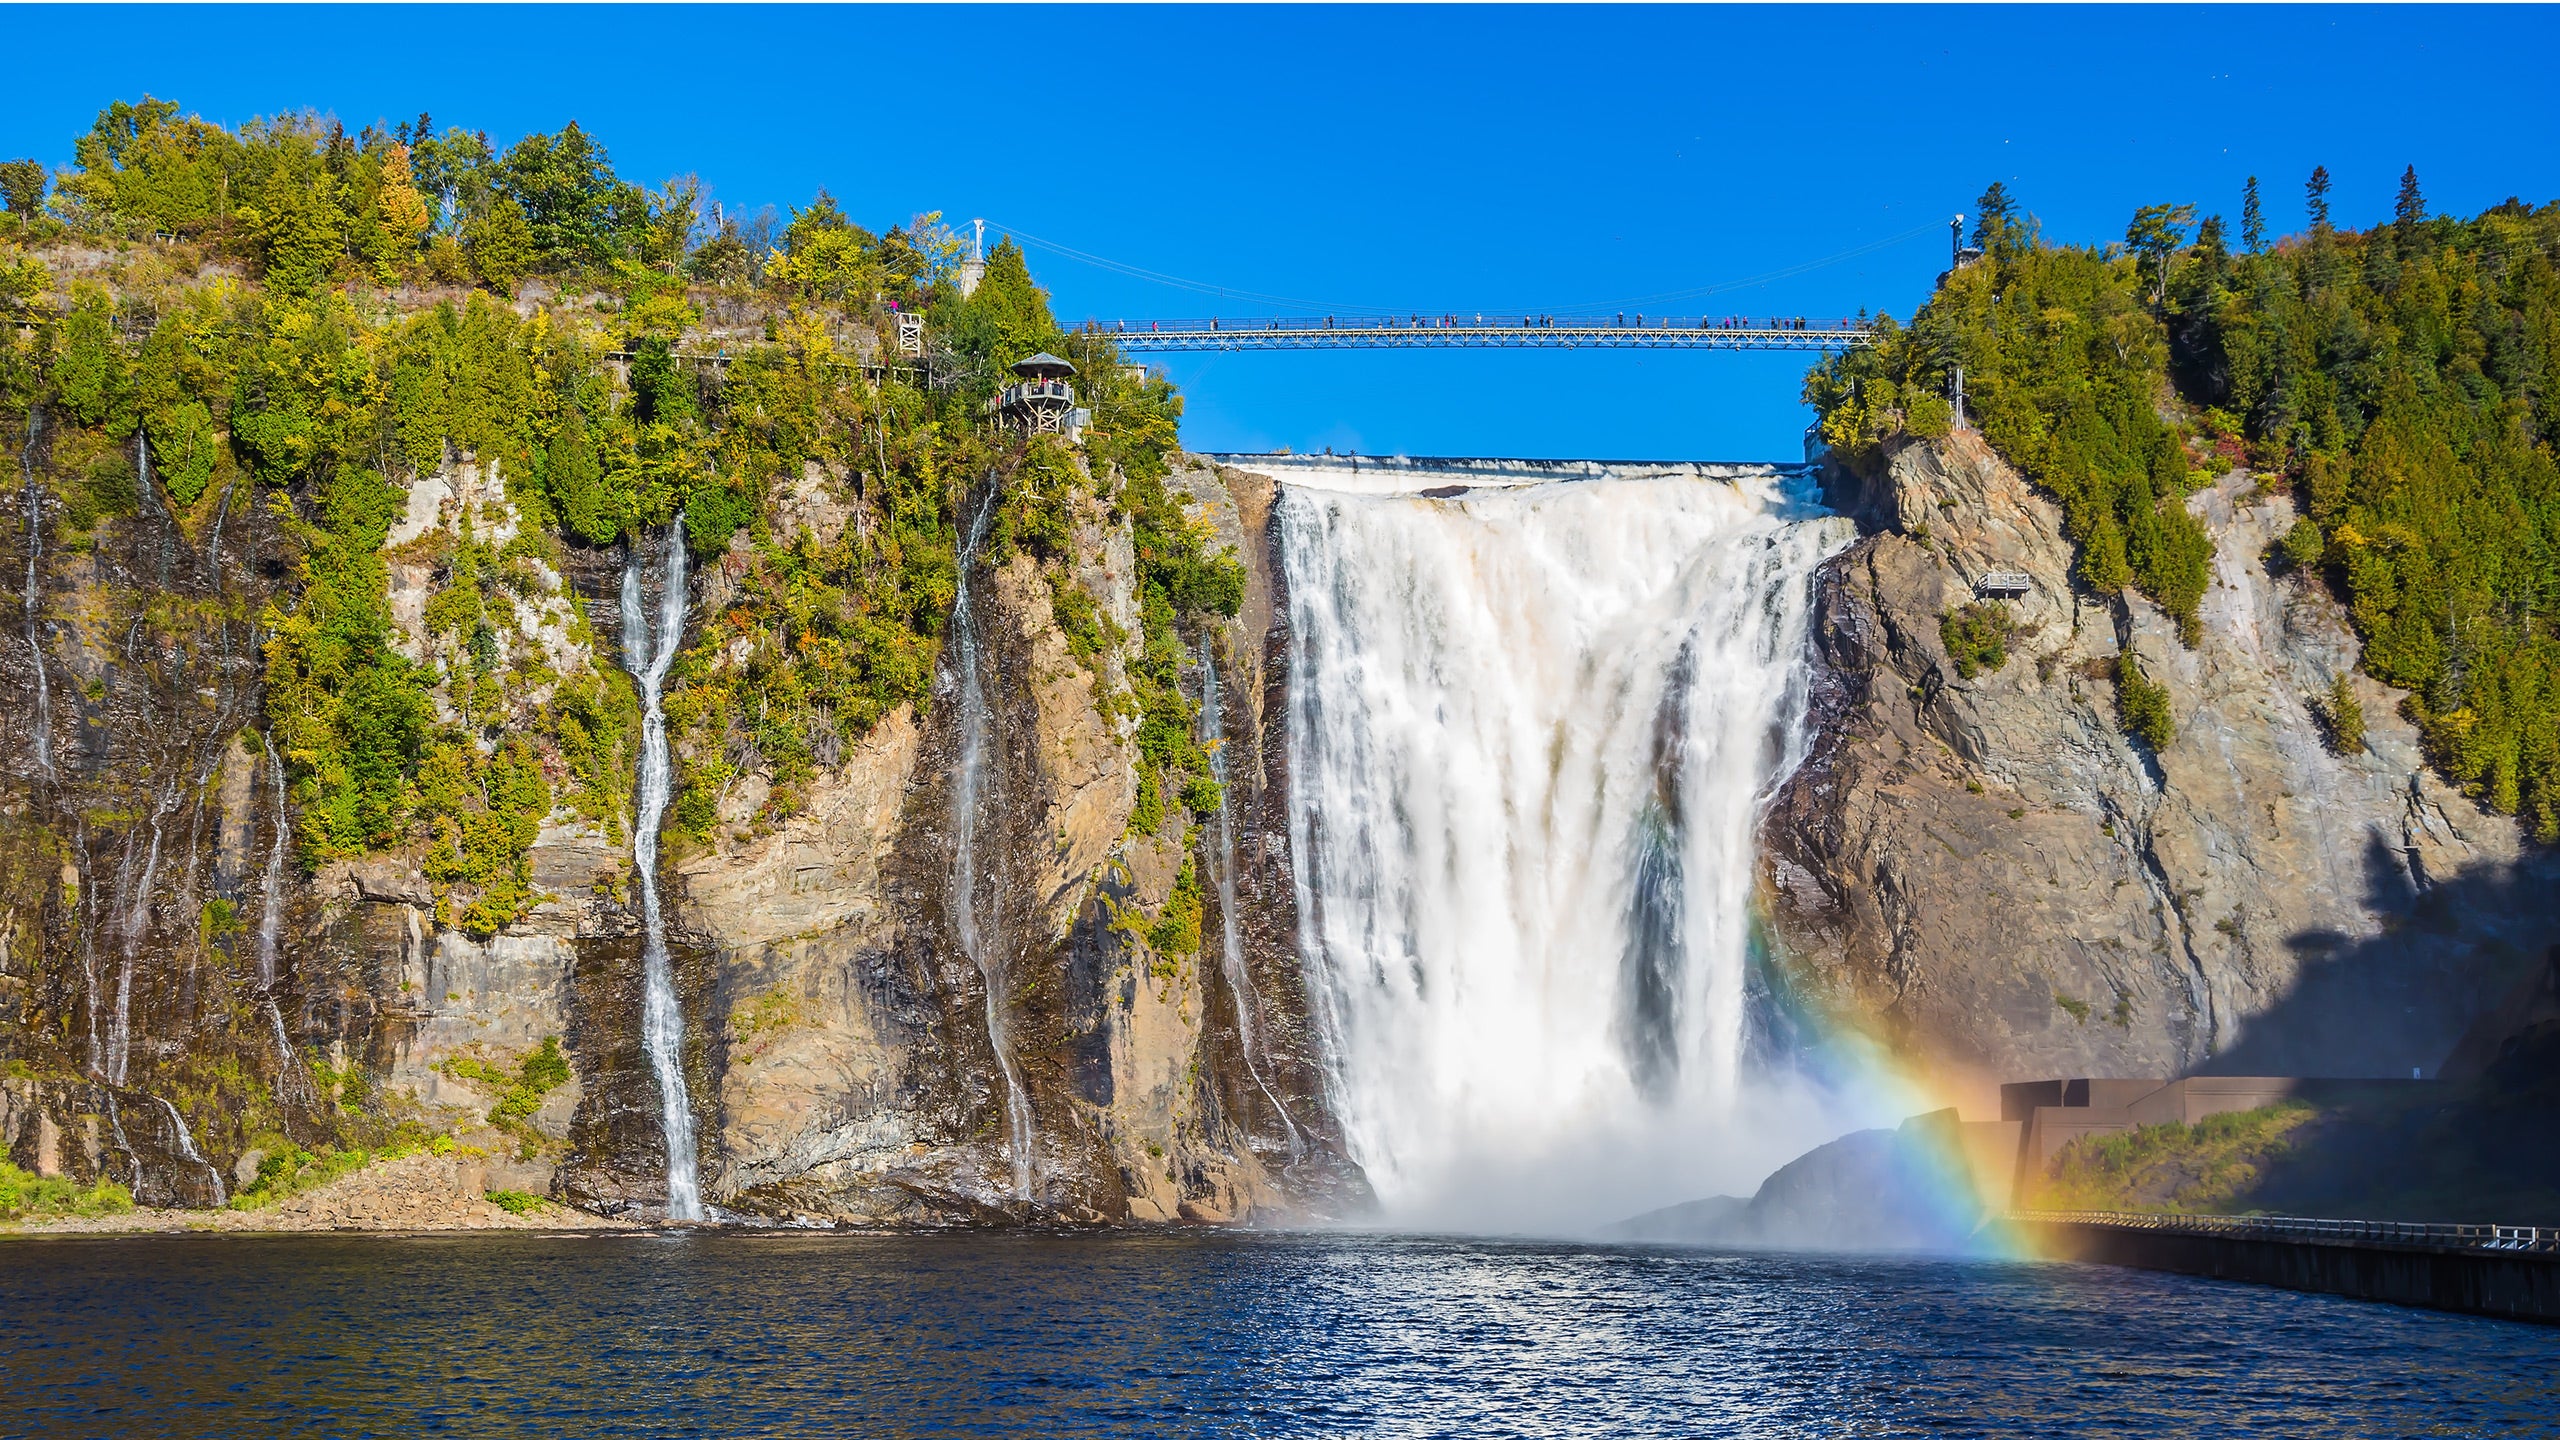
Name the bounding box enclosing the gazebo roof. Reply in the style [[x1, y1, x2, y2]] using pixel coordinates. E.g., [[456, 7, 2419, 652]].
[[1011, 352, 1077, 379]]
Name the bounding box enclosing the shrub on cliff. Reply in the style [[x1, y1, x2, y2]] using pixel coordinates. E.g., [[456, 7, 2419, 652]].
[[2320, 673, 2366, 756], [1938, 603, 2013, 680], [2114, 653, 2176, 751]]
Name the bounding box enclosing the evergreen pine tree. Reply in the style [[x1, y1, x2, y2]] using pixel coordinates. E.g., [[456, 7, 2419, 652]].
[[2393, 165, 2426, 244], [464, 195, 533, 294], [2078, 512, 2132, 594], [2305, 166, 2333, 232], [1973, 181, 2016, 252], [2240, 176, 2265, 253]]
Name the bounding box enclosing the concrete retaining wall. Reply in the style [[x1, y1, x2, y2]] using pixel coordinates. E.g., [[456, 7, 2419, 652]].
[[2015, 1217, 2560, 1325]]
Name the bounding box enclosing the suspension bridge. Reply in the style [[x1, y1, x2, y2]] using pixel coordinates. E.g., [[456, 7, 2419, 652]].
[[1063, 313, 1876, 354]]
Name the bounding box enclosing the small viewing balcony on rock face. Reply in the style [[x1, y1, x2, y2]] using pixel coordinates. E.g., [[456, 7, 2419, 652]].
[[991, 353, 1085, 440], [1974, 571, 2032, 600]]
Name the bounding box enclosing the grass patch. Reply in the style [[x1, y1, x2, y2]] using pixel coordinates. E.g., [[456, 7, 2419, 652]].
[[437, 1036, 572, 1159], [0, 1163, 134, 1221], [2035, 1100, 2318, 1213], [485, 1189, 550, 1216], [231, 1143, 384, 1210], [230, 1133, 455, 1211]]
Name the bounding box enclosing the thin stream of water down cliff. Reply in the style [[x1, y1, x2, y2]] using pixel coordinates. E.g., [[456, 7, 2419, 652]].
[[623, 521, 703, 1220], [20, 408, 48, 779], [1200, 643, 1303, 1164], [949, 491, 1037, 1204], [1272, 459, 1856, 1228]]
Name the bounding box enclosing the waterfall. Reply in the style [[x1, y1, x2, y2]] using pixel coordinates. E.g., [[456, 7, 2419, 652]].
[[21, 408, 49, 779], [207, 479, 235, 577], [152, 1094, 226, 1207], [254, 734, 306, 1097], [102, 1089, 140, 1193], [1271, 459, 1854, 1229], [255, 738, 288, 992], [1199, 643, 1303, 1163], [108, 804, 167, 1087], [948, 492, 1036, 1203], [139, 430, 176, 584], [623, 521, 703, 1221]]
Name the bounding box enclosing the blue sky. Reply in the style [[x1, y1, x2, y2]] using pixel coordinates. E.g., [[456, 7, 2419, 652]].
[[5, 5, 2555, 459]]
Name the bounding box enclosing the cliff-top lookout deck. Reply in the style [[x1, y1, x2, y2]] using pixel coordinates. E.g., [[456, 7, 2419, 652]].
[[992, 352, 1088, 441]]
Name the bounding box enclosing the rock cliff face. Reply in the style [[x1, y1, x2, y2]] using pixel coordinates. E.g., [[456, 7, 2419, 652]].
[[660, 455, 1356, 1224], [1764, 433, 2560, 1094], [0, 425, 1355, 1225]]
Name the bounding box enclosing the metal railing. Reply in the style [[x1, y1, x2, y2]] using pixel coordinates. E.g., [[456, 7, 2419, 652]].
[[1070, 314, 1877, 354], [999, 378, 1076, 406], [2012, 1209, 2560, 1255]]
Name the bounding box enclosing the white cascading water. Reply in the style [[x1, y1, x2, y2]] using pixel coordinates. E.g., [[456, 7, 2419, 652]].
[[255, 739, 288, 993], [622, 521, 703, 1220], [152, 1093, 226, 1206], [254, 733, 307, 1097], [21, 409, 50, 779], [1265, 457, 1857, 1231], [108, 803, 167, 1087], [1198, 644, 1303, 1163], [948, 492, 1037, 1203]]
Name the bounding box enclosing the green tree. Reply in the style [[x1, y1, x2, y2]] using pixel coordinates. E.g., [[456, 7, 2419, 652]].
[[2078, 511, 2131, 594], [250, 171, 342, 296], [2305, 165, 2332, 233], [497, 122, 645, 269], [0, 160, 45, 215], [2322, 672, 2365, 756], [2393, 165, 2426, 236], [409, 125, 495, 233], [640, 175, 702, 272], [148, 399, 220, 506], [937, 238, 1061, 398], [2278, 516, 2324, 570], [2124, 202, 2195, 311], [1973, 181, 2017, 254], [544, 404, 618, 544], [48, 294, 127, 428], [465, 195, 534, 293], [2240, 176, 2265, 253], [2116, 653, 2176, 750]]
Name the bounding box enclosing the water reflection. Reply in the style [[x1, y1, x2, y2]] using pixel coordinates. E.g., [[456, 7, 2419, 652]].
[[2, 1231, 2553, 1437]]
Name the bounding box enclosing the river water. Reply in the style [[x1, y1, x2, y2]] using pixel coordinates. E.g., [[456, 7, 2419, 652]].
[[2, 1231, 2551, 1437]]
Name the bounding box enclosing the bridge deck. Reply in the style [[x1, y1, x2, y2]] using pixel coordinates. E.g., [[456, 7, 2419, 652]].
[[1072, 316, 1874, 353]]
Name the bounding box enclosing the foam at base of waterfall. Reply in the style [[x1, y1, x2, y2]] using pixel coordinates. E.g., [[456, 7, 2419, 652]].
[[1273, 462, 1892, 1232]]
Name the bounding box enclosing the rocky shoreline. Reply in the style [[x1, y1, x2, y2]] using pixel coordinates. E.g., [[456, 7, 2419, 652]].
[[2, 1152, 635, 1238]]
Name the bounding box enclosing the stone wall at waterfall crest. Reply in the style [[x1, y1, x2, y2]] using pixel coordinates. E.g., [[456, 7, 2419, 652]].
[[1763, 433, 2560, 1087]]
